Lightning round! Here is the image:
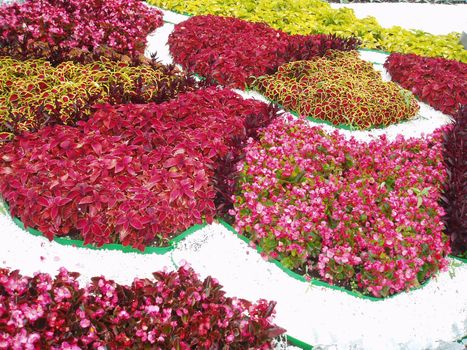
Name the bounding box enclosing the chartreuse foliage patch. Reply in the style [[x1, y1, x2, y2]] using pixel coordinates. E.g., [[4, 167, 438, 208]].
[[253, 50, 419, 130], [0, 56, 196, 140], [147, 0, 467, 62]]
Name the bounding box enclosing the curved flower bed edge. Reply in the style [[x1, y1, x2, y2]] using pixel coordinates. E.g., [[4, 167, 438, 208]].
[[1, 200, 464, 304]]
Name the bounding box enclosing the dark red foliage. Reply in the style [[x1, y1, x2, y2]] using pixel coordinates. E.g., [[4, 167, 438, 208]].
[[0, 0, 163, 62], [0, 88, 277, 249], [384, 53, 467, 117], [168, 15, 359, 89], [442, 105, 467, 256], [0, 266, 285, 349]]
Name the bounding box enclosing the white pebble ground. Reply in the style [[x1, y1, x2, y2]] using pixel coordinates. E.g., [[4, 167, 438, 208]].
[[2, 3, 467, 350]]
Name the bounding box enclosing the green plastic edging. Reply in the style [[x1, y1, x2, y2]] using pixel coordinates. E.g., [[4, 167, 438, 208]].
[[450, 255, 467, 264], [288, 335, 314, 350], [217, 219, 465, 302], [3, 200, 466, 301], [4, 199, 205, 255], [358, 48, 391, 56]]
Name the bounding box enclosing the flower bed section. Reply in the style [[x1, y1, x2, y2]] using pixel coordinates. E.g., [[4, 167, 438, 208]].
[[0, 0, 163, 62], [0, 266, 284, 348], [0, 56, 196, 140], [442, 106, 467, 257], [168, 15, 358, 89], [253, 50, 419, 130], [384, 53, 467, 118], [232, 116, 450, 297], [147, 0, 467, 62], [0, 88, 277, 250]]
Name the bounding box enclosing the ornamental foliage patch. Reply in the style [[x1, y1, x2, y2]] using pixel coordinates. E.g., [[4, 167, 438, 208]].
[[0, 0, 163, 62], [169, 15, 358, 89], [0, 56, 197, 140], [253, 50, 419, 130], [0, 88, 277, 250], [147, 0, 466, 62], [0, 266, 284, 348], [232, 116, 450, 297], [384, 53, 467, 118]]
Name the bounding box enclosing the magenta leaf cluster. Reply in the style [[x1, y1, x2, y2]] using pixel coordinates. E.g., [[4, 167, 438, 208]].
[[169, 15, 359, 89], [0, 266, 284, 349], [0, 0, 163, 61], [232, 116, 450, 297], [0, 88, 276, 250], [384, 53, 467, 117]]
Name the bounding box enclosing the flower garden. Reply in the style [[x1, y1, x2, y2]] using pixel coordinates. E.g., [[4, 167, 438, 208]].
[[0, 0, 466, 349]]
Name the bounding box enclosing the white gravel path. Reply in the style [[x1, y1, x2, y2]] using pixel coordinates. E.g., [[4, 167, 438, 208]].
[[0, 209, 465, 350], [1, 4, 466, 350]]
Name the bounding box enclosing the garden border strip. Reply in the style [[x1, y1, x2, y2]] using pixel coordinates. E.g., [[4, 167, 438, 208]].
[[3, 198, 463, 301], [1, 201, 465, 349]]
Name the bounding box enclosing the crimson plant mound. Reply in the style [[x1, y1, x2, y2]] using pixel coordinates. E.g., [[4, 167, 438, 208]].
[[0, 266, 284, 348], [253, 50, 419, 130], [0, 0, 163, 62], [442, 105, 467, 257], [384, 53, 467, 118], [0, 87, 277, 250], [232, 116, 450, 297], [0, 56, 197, 140], [168, 15, 359, 89]]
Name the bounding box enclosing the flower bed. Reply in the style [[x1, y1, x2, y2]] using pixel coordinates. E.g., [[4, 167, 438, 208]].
[[442, 106, 467, 257], [147, 0, 467, 62], [0, 265, 284, 349], [0, 88, 277, 250], [0, 0, 163, 62], [232, 115, 450, 297], [384, 53, 467, 118], [168, 15, 358, 89], [0, 56, 197, 140], [253, 50, 419, 130]]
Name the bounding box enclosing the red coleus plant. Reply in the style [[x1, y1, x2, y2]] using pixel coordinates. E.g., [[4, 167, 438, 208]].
[[0, 87, 277, 249], [168, 15, 359, 89], [384, 53, 467, 117], [0, 266, 285, 349], [0, 0, 163, 62], [442, 105, 467, 257]]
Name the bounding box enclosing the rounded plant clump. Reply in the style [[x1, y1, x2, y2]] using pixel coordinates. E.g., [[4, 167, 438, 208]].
[[0, 0, 163, 62], [232, 116, 450, 297], [253, 50, 420, 130], [0, 266, 284, 348], [0, 88, 277, 250]]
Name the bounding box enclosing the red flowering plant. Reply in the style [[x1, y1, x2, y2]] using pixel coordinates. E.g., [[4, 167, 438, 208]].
[[0, 0, 163, 62], [168, 15, 359, 89], [0, 266, 285, 349], [384, 53, 467, 118], [442, 105, 467, 257], [253, 50, 419, 130], [232, 115, 450, 297], [0, 55, 198, 141], [0, 88, 277, 249]]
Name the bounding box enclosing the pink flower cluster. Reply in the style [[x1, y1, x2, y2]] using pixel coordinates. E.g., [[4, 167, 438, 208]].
[[0, 0, 163, 60], [232, 116, 450, 297], [0, 266, 284, 349]]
